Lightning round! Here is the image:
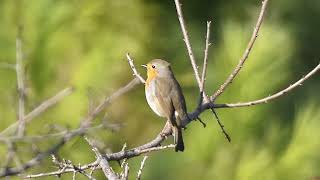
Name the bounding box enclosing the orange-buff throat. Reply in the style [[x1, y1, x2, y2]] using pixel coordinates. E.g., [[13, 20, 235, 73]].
[[146, 64, 158, 86]]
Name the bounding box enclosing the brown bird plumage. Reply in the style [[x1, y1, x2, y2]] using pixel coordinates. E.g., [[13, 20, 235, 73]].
[[143, 59, 188, 152]]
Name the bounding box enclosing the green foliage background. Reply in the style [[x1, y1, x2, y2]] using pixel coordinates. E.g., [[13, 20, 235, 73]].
[[0, 0, 319, 179]]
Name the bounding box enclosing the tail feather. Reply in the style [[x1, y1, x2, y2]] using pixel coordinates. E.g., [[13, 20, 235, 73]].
[[174, 127, 184, 152]]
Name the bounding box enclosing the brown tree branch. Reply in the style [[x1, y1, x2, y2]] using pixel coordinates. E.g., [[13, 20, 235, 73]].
[[210, 0, 269, 102]]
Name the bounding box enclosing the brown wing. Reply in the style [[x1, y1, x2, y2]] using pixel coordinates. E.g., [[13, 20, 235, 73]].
[[155, 77, 185, 151], [154, 78, 175, 121], [169, 77, 188, 127], [155, 76, 188, 126]]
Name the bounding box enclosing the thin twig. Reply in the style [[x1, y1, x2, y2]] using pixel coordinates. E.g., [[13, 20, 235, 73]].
[[213, 63, 320, 108], [0, 87, 74, 136], [15, 27, 26, 137], [210, 0, 269, 101], [126, 53, 146, 84], [174, 1, 230, 141], [200, 21, 211, 96], [81, 78, 141, 128], [25, 161, 98, 179], [210, 109, 231, 142], [136, 156, 148, 180], [105, 143, 175, 161], [0, 137, 67, 177], [199, 22, 231, 141], [0, 123, 120, 143], [174, 0, 202, 88]]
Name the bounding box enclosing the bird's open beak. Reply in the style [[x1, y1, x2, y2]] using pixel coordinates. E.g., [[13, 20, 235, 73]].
[[141, 64, 147, 68]]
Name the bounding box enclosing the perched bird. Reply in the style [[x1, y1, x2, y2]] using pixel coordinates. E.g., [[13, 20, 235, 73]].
[[142, 59, 188, 152]]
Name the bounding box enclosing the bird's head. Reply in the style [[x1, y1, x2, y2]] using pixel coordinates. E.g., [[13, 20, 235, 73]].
[[142, 59, 172, 79]]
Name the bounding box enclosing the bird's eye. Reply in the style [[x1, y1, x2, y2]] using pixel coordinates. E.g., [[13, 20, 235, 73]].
[[152, 65, 155, 69]]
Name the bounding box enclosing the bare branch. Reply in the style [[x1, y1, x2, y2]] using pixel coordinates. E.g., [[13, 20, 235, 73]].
[[200, 21, 211, 95], [105, 139, 175, 161], [173, 1, 231, 141], [81, 77, 141, 128], [210, 0, 269, 101], [126, 53, 146, 84], [16, 28, 26, 137], [213, 63, 320, 108], [0, 87, 74, 136], [0, 123, 120, 143], [174, 0, 202, 89], [1, 78, 139, 178], [26, 158, 97, 179], [0, 137, 66, 177], [85, 137, 119, 180], [136, 156, 148, 180]]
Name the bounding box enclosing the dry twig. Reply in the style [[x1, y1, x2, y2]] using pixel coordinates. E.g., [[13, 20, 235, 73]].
[[136, 156, 148, 180], [210, 0, 269, 102], [126, 53, 146, 84], [200, 21, 211, 96]]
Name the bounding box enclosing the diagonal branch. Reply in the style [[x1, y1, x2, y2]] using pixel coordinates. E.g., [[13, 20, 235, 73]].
[[213, 62, 320, 108], [81, 77, 141, 128], [1, 78, 140, 178], [0, 87, 74, 136], [126, 53, 145, 84], [210, 0, 269, 102], [0, 123, 120, 143], [174, 0, 202, 89]]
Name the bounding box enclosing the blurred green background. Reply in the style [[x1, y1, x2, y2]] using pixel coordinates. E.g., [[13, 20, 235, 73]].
[[0, 0, 319, 179]]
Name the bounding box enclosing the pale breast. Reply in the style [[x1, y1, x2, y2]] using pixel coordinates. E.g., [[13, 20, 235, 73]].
[[145, 80, 166, 117]]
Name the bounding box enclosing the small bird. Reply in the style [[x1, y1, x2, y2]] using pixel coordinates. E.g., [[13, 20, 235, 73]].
[[142, 59, 188, 152]]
